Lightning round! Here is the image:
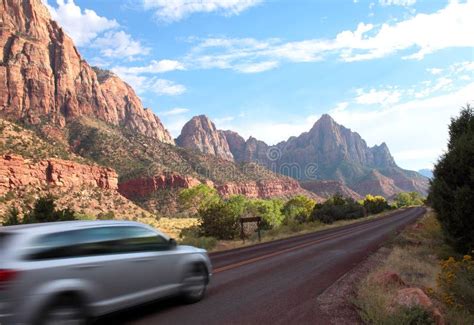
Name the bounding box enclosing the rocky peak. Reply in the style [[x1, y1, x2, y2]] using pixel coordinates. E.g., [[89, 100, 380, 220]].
[[370, 142, 396, 168], [0, 0, 174, 144], [176, 115, 234, 161]]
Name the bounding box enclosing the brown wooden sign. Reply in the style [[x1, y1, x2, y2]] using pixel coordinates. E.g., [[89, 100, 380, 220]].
[[239, 216, 262, 242]]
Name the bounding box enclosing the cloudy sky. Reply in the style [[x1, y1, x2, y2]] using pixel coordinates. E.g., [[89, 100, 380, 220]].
[[43, 0, 473, 171]]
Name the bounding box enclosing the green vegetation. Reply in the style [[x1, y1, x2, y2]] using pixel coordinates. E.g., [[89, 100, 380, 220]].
[[311, 193, 365, 224], [429, 105, 474, 253], [354, 211, 474, 325], [2, 195, 76, 226], [178, 186, 395, 242], [393, 191, 424, 208]]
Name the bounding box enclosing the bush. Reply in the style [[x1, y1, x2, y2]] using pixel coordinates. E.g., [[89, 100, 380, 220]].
[[198, 201, 240, 240], [394, 192, 424, 208], [2, 207, 20, 226], [179, 226, 217, 250], [311, 193, 365, 224], [438, 255, 474, 312], [246, 199, 284, 229], [389, 306, 435, 325], [363, 194, 391, 215], [282, 195, 316, 224], [179, 184, 220, 215], [429, 105, 474, 252]]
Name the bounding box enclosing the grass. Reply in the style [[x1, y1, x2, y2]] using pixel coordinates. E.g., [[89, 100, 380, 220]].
[[354, 209, 474, 325], [203, 208, 399, 252]]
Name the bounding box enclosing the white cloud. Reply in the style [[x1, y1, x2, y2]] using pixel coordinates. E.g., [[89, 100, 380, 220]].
[[142, 0, 262, 22], [152, 79, 186, 96], [379, 0, 416, 7], [93, 31, 150, 59], [355, 88, 401, 105], [160, 107, 190, 116], [330, 82, 474, 170], [113, 60, 185, 75], [214, 116, 235, 124], [43, 0, 118, 46], [185, 0, 474, 72], [427, 68, 443, 75]]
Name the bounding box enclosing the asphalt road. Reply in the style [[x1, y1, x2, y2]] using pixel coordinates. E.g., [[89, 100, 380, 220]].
[[103, 207, 425, 325]]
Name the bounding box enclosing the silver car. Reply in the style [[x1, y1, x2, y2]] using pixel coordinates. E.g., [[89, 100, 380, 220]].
[[0, 221, 212, 324]]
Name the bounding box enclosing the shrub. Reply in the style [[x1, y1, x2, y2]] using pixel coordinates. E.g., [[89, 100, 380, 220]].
[[394, 192, 424, 208], [2, 207, 20, 226], [198, 201, 240, 240], [22, 195, 76, 224], [363, 194, 391, 215], [430, 105, 474, 252], [246, 199, 284, 229], [311, 193, 365, 224], [389, 306, 435, 325], [179, 184, 220, 215], [282, 195, 316, 224]]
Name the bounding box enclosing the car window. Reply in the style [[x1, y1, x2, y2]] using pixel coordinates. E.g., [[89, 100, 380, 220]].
[[0, 233, 13, 251], [27, 226, 169, 260]]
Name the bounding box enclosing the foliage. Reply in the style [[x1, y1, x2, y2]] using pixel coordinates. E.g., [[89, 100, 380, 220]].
[[179, 226, 217, 250], [281, 195, 316, 224], [2, 207, 20, 226], [2, 195, 77, 225], [311, 193, 365, 224], [429, 105, 474, 252], [363, 194, 391, 215], [437, 255, 474, 312], [246, 198, 284, 229], [394, 192, 424, 208], [198, 201, 240, 240], [178, 184, 220, 215], [389, 306, 435, 325]]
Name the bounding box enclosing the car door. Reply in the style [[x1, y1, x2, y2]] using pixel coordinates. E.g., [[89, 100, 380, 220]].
[[118, 226, 183, 300]]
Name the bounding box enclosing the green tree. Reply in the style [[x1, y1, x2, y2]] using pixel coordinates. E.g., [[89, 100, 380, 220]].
[[430, 105, 474, 252], [394, 192, 424, 208], [311, 194, 365, 224], [247, 199, 284, 229], [2, 207, 20, 226], [178, 184, 220, 215], [282, 195, 316, 224], [23, 195, 76, 224], [198, 201, 240, 240]]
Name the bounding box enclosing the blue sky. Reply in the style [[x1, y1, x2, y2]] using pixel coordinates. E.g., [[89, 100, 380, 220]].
[[44, 0, 473, 171]]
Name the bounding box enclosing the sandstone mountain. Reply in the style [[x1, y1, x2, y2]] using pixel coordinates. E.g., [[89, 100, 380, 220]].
[[177, 114, 429, 198], [300, 180, 362, 200], [0, 0, 173, 144], [176, 115, 234, 161]]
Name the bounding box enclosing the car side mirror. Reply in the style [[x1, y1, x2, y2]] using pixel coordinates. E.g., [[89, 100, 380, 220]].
[[169, 238, 177, 248]]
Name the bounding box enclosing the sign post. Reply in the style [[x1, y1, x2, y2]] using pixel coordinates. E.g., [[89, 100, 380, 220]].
[[239, 216, 262, 243]]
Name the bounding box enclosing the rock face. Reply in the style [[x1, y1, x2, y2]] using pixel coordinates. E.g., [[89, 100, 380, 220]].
[[118, 173, 202, 199], [0, 0, 173, 144], [176, 115, 234, 161], [216, 178, 311, 199], [300, 180, 362, 200], [179, 114, 429, 198], [0, 154, 118, 195]]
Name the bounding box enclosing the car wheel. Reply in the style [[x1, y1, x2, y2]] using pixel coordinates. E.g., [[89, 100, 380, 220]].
[[38, 296, 88, 325], [181, 264, 208, 303]]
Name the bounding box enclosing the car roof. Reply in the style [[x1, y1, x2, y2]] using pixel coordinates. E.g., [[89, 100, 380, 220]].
[[0, 220, 153, 235]]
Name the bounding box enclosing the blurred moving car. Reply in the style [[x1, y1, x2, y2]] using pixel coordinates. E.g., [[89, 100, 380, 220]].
[[0, 221, 212, 324]]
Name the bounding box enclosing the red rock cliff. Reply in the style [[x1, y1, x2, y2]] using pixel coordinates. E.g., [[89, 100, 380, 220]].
[[0, 154, 118, 195], [0, 0, 173, 144]]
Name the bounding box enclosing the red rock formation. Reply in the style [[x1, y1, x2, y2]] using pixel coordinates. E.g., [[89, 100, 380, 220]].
[[176, 115, 234, 161], [391, 288, 444, 325], [300, 180, 362, 200], [216, 178, 315, 199], [0, 0, 173, 143], [0, 154, 118, 195], [118, 173, 202, 199]]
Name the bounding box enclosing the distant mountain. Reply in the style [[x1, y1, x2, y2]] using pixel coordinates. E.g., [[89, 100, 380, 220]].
[[177, 114, 430, 198], [418, 169, 433, 179]]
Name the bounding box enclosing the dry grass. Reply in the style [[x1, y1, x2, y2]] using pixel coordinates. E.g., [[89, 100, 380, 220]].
[[354, 209, 474, 324], [155, 217, 199, 238], [211, 209, 398, 252]]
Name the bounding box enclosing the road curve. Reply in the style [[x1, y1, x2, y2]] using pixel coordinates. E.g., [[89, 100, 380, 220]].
[[103, 207, 425, 325]]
